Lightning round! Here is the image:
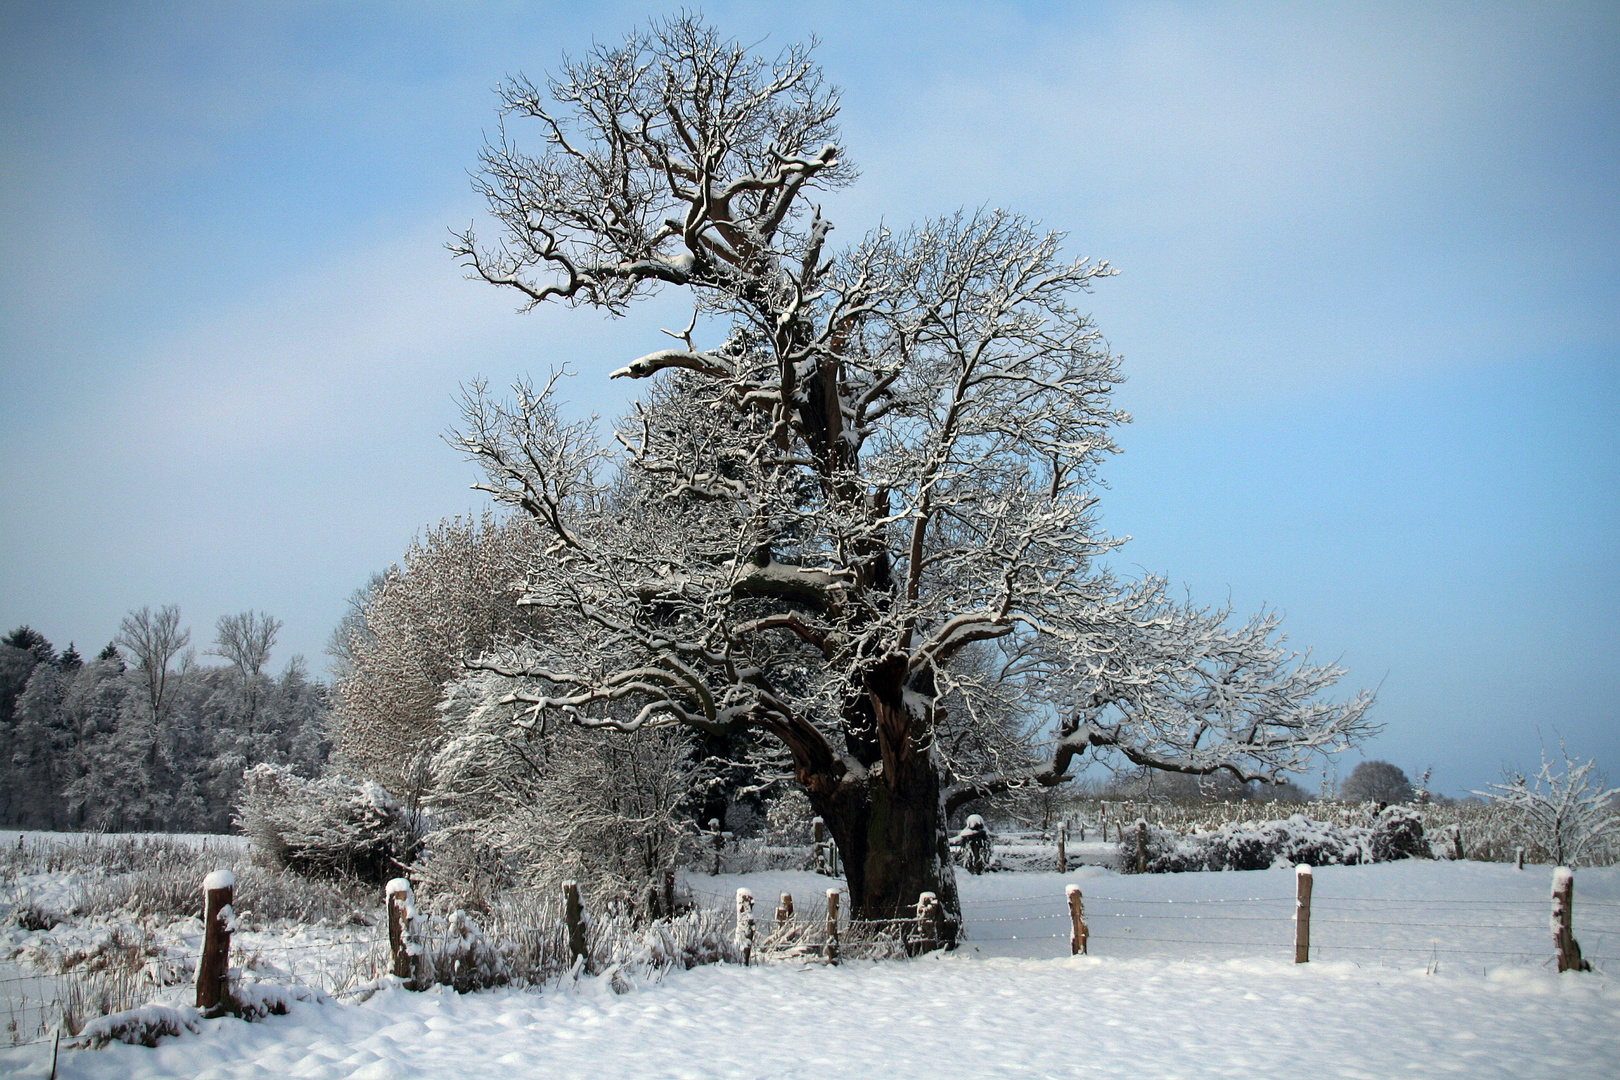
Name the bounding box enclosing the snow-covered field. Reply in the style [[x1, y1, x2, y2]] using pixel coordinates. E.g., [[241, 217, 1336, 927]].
[[4, 853, 1618, 1079]]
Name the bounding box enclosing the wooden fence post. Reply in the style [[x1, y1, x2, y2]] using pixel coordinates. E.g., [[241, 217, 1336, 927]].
[[1553, 867, 1590, 973], [386, 877, 423, 989], [735, 888, 755, 965], [664, 867, 677, 915], [644, 880, 662, 921], [913, 891, 941, 955], [1066, 884, 1089, 956], [1294, 865, 1313, 964], [1135, 818, 1148, 874], [1056, 820, 1068, 875], [824, 889, 841, 964], [710, 818, 724, 876], [775, 892, 795, 924], [1450, 825, 1464, 861], [196, 869, 235, 1014], [1515, 847, 1525, 870], [564, 880, 589, 972]]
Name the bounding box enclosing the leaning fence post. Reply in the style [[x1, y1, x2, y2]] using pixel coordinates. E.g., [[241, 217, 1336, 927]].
[[1294, 864, 1313, 964], [1135, 818, 1148, 874], [196, 869, 235, 1014], [824, 888, 841, 964], [386, 877, 423, 989], [1066, 884, 1089, 955], [1056, 820, 1068, 875], [564, 880, 589, 972], [775, 892, 795, 924], [1553, 867, 1590, 973], [735, 888, 756, 965]]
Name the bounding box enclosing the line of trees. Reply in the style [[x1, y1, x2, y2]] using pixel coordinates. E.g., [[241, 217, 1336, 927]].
[[0, 611, 329, 832]]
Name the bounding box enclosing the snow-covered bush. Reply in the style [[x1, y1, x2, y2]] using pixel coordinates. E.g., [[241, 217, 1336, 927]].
[[1125, 811, 1429, 873], [235, 763, 421, 886], [423, 909, 511, 993], [1370, 805, 1428, 862], [952, 815, 996, 875], [77, 1003, 201, 1048]]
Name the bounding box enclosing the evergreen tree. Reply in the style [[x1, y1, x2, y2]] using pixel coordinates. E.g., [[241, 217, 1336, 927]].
[[2, 626, 55, 664]]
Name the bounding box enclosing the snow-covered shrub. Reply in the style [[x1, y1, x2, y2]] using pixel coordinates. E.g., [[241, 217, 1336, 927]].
[[235, 763, 421, 886], [587, 904, 743, 986], [1370, 805, 1428, 862], [1111, 822, 1184, 873], [230, 980, 325, 1021], [77, 1003, 201, 1048], [952, 815, 996, 875], [1127, 812, 1430, 873], [423, 909, 511, 993], [15, 902, 58, 931]]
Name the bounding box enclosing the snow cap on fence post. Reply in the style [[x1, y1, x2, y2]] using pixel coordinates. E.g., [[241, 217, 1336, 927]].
[[1293, 864, 1313, 964]]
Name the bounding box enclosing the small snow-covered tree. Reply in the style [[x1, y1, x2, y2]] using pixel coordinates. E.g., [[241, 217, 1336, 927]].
[[328, 513, 546, 800], [449, 14, 1375, 924], [424, 669, 699, 903], [1478, 747, 1619, 867]]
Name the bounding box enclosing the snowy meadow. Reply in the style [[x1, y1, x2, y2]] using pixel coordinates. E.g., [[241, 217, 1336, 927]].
[[2, 829, 1617, 1080]]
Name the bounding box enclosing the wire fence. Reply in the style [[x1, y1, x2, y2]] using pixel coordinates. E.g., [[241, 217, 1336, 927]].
[[690, 871, 1620, 971], [7, 869, 1615, 1052]]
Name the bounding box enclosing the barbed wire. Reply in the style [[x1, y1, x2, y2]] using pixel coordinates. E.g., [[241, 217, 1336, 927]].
[[1313, 919, 1542, 930]]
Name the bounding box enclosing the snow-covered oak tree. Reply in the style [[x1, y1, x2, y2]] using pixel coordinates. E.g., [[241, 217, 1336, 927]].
[[450, 15, 1375, 925]]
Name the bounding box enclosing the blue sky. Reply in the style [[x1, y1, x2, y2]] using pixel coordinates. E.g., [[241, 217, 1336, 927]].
[[0, 1, 1614, 795]]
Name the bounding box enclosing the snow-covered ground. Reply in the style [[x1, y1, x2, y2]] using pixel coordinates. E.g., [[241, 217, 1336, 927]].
[[4, 858, 1618, 1079]]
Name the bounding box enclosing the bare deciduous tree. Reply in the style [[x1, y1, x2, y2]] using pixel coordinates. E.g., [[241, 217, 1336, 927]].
[[450, 15, 1375, 924], [212, 611, 281, 728], [116, 604, 190, 721]]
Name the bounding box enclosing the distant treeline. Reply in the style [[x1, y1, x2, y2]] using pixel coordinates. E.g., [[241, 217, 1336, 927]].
[[0, 613, 330, 833]]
